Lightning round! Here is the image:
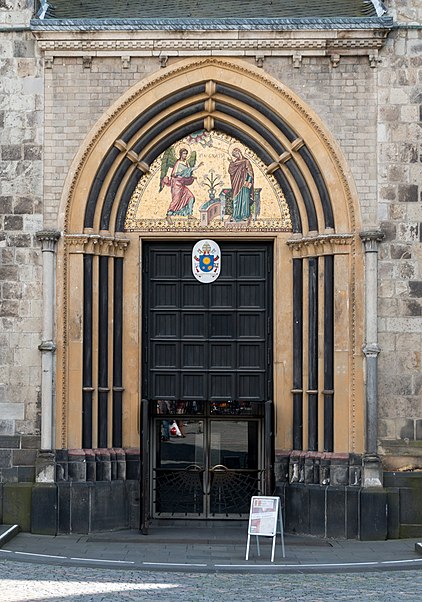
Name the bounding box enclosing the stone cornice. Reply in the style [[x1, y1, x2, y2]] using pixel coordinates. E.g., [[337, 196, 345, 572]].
[[31, 23, 391, 63]]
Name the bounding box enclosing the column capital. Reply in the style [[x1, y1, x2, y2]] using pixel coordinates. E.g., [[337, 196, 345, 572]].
[[362, 343, 381, 358], [36, 230, 61, 252], [38, 340, 57, 353], [359, 230, 384, 252]]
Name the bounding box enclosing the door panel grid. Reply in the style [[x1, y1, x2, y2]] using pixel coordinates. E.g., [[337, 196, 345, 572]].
[[143, 242, 272, 403]]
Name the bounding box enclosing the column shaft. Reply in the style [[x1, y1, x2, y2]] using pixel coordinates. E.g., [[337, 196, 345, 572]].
[[360, 230, 384, 485], [37, 231, 61, 452]]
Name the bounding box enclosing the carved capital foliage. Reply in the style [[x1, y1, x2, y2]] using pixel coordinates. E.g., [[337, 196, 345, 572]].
[[65, 234, 130, 257], [360, 230, 384, 252], [287, 233, 354, 257], [36, 230, 61, 252]]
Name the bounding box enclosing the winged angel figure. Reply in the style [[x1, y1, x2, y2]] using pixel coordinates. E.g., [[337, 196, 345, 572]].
[[160, 146, 203, 217]]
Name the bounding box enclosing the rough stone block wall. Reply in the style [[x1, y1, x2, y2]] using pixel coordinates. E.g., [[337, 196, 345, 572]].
[[1, 0, 421, 482], [0, 3, 43, 482], [376, 2, 422, 468]]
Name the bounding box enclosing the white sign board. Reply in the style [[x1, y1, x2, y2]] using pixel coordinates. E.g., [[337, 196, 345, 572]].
[[192, 239, 221, 283], [245, 496, 285, 562]]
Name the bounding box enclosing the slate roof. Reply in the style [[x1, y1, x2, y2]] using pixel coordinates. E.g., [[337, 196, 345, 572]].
[[38, 1, 379, 20]]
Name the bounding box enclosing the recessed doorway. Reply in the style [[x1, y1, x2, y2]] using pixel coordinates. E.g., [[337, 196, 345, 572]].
[[142, 241, 273, 520]]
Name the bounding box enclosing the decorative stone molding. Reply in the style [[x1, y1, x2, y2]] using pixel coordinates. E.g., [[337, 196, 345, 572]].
[[330, 53, 341, 67], [291, 138, 305, 153], [82, 55, 92, 69], [114, 138, 127, 152], [33, 37, 388, 54], [39, 340, 56, 353], [255, 54, 264, 68], [362, 453, 383, 488], [292, 53, 302, 68], [362, 342, 381, 359], [275, 450, 362, 488], [159, 55, 168, 68], [32, 23, 391, 67], [368, 50, 381, 68], [65, 233, 130, 256], [360, 229, 385, 251], [37, 230, 61, 251], [266, 139, 305, 174], [287, 233, 354, 257]]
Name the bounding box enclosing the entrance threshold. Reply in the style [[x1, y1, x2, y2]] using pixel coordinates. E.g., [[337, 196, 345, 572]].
[[88, 521, 248, 545]]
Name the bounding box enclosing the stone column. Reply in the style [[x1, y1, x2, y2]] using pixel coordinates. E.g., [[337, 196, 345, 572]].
[[360, 230, 384, 487], [36, 231, 60, 457]]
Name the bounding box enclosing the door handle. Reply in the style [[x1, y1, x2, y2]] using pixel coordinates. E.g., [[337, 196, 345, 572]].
[[186, 464, 204, 472]]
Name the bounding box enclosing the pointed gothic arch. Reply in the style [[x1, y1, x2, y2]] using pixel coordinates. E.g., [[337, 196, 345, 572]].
[[61, 58, 359, 237], [56, 58, 364, 463]]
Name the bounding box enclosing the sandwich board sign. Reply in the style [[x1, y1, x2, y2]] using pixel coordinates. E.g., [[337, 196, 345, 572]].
[[245, 496, 285, 562]]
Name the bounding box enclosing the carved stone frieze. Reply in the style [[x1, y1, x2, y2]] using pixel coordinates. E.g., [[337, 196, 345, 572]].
[[287, 232, 354, 256], [65, 234, 130, 256], [33, 29, 389, 65]]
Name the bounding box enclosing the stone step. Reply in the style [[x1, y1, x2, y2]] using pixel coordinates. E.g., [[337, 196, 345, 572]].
[[0, 524, 20, 548]]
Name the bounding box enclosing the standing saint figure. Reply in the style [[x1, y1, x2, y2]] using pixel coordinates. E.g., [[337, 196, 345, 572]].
[[160, 147, 203, 217], [228, 148, 254, 222]]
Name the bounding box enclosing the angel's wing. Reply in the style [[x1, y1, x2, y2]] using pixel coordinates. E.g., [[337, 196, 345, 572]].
[[159, 146, 177, 191], [187, 150, 197, 168]]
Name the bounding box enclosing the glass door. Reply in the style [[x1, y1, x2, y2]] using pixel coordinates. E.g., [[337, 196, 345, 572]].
[[152, 415, 261, 518], [208, 420, 260, 517], [154, 419, 205, 516]]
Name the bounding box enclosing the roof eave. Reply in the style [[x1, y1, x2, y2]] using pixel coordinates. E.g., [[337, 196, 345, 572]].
[[30, 16, 394, 32]]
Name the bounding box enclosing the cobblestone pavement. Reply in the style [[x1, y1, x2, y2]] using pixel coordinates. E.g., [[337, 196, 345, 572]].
[[0, 560, 422, 602]]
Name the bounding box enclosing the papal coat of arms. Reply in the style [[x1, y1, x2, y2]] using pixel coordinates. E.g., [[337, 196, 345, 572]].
[[192, 239, 221, 283]]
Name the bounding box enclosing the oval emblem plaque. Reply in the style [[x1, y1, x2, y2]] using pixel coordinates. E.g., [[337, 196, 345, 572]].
[[192, 239, 221, 283]]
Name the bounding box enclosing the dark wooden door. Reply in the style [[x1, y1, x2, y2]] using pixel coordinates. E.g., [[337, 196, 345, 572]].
[[143, 242, 273, 403]]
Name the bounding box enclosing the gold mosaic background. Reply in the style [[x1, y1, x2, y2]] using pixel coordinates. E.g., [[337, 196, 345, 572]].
[[125, 131, 292, 232]]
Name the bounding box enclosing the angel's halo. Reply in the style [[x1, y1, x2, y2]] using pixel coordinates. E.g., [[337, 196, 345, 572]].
[[173, 140, 192, 160]]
